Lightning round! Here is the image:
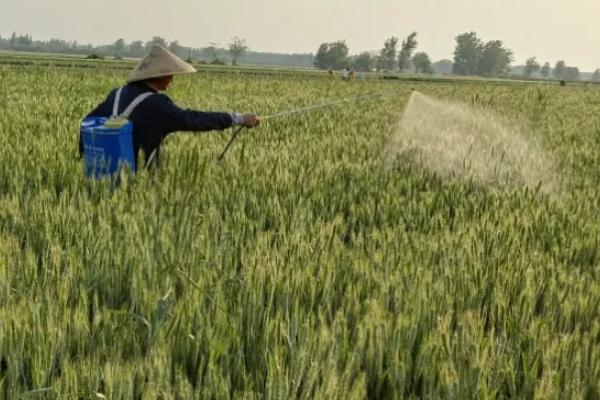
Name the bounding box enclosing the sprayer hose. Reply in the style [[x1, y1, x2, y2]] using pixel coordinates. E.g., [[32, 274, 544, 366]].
[[260, 89, 405, 121]]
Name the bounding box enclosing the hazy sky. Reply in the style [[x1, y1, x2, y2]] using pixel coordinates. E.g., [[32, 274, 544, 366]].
[[2, 0, 599, 70]]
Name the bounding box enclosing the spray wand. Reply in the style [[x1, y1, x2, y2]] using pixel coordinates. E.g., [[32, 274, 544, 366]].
[[217, 89, 406, 161]]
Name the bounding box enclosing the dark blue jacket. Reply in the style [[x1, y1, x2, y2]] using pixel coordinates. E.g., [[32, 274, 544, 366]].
[[80, 82, 234, 167]]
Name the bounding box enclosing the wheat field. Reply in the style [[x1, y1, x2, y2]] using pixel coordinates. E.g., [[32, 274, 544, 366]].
[[0, 61, 599, 399]]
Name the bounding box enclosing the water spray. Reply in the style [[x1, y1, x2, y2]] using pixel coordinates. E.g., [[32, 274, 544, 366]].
[[390, 91, 558, 193]]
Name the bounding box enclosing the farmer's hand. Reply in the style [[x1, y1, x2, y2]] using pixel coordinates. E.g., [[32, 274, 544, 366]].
[[232, 113, 260, 128], [241, 113, 260, 128]]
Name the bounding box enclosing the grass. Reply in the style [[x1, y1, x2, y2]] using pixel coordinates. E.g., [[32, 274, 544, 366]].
[[0, 60, 599, 399]]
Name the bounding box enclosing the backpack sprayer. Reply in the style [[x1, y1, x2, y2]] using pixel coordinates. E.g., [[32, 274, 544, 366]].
[[81, 87, 154, 178], [217, 89, 406, 161]]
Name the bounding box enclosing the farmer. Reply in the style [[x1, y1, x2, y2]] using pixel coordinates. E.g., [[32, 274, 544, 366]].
[[341, 68, 349, 81], [80, 44, 260, 168]]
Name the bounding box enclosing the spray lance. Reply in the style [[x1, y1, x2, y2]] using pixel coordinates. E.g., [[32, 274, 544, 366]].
[[217, 89, 410, 161]]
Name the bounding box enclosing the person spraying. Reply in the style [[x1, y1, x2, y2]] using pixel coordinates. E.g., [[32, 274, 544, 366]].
[[79, 44, 259, 176]]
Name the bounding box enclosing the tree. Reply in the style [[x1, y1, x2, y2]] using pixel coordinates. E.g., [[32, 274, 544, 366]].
[[413, 52, 433, 74], [113, 38, 125, 58], [314, 43, 330, 69], [562, 66, 580, 81], [129, 41, 145, 57], [553, 60, 566, 79], [593, 69, 600, 82], [398, 32, 418, 72], [8, 33, 34, 49], [229, 37, 248, 66], [168, 40, 184, 57], [146, 36, 167, 49], [313, 41, 349, 70], [432, 59, 453, 75], [353, 52, 373, 72], [205, 42, 221, 63], [477, 40, 513, 76], [452, 32, 483, 76], [524, 57, 540, 78], [540, 62, 551, 78], [378, 36, 399, 71]]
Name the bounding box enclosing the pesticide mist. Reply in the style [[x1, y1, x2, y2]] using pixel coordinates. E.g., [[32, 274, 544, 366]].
[[390, 92, 558, 193]]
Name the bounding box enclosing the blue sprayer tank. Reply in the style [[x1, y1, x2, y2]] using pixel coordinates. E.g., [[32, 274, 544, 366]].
[[80, 86, 153, 179], [80, 117, 136, 178]]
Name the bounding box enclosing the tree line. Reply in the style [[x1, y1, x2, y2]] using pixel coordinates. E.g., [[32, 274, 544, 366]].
[[314, 32, 433, 74], [313, 31, 600, 81], [0, 33, 314, 68], [522, 58, 583, 81], [2, 31, 599, 81]]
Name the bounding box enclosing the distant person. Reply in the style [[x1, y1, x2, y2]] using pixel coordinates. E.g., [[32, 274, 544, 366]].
[[341, 68, 350, 81], [349, 69, 355, 79], [80, 44, 259, 169]]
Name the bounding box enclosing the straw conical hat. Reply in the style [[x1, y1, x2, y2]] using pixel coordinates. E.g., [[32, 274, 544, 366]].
[[128, 44, 197, 83]]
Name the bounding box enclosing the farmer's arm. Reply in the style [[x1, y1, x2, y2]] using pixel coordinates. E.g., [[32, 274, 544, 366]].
[[150, 95, 258, 132]]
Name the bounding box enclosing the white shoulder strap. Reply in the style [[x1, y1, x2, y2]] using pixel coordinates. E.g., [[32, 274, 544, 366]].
[[120, 92, 154, 119], [112, 86, 124, 118]]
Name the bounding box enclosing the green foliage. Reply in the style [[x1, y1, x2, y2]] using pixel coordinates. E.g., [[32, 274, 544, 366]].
[[553, 60, 566, 79], [478, 40, 513, 76], [8, 32, 33, 49], [524, 57, 541, 78], [314, 41, 349, 70], [210, 58, 226, 66], [0, 60, 599, 398], [562, 66, 581, 81], [540, 62, 551, 79], [229, 37, 249, 66], [552, 61, 581, 81], [113, 38, 125, 59], [452, 32, 483, 76], [412, 52, 433, 74], [146, 36, 167, 50], [398, 32, 418, 72], [128, 41, 145, 57], [432, 59, 453, 75], [378, 37, 399, 71], [352, 52, 373, 72], [168, 40, 184, 59], [85, 54, 104, 60], [453, 33, 513, 77]]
